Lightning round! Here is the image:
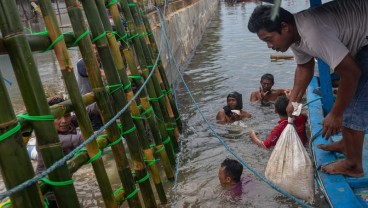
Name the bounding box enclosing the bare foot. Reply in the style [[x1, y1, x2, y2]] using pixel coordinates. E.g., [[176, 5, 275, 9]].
[[320, 160, 364, 177], [317, 140, 346, 155]]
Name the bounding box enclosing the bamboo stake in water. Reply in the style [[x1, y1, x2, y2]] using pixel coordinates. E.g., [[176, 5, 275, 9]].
[[0, 71, 44, 207], [80, 0, 157, 206], [137, 0, 183, 133], [0, 0, 80, 207], [64, 0, 141, 207], [36, 0, 116, 207], [114, 0, 177, 165], [96, 0, 168, 202]]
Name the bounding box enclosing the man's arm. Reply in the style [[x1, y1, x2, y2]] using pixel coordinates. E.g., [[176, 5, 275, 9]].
[[286, 58, 315, 116], [250, 91, 258, 102], [322, 54, 361, 139]]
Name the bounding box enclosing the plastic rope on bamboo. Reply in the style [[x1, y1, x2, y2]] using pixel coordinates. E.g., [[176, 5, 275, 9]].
[[0, 123, 20, 142], [71, 29, 90, 47], [73, 148, 102, 164], [42, 34, 64, 52], [105, 0, 118, 8], [17, 114, 54, 121], [106, 84, 124, 95], [136, 173, 150, 184], [39, 178, 74, 186], [92, 31, 107, 43]]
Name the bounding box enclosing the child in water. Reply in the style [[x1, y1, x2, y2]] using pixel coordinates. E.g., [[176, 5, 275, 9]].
[[216, 91, 251, 124]]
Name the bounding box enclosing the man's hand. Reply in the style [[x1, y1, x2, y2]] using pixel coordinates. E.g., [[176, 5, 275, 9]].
[[259, 87, 270, 100], [286, 102, 294, 117], [322, 112, 343, 139]]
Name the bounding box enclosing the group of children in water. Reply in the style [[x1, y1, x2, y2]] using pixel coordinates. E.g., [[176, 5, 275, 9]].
[[217, 73, 308, 198]]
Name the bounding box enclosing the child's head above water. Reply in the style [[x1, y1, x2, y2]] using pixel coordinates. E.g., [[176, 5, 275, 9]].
[[274, 95, 289, 117], [218, 158, 243, 185]]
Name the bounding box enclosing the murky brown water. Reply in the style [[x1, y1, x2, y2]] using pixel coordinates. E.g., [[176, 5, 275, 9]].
[[0, 0, 330, 207]]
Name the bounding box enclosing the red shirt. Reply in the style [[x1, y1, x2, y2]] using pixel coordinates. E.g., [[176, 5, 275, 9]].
[[262, 114, 308, 149]]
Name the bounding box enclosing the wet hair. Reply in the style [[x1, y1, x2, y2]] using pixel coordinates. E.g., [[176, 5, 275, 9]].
[[248, 5, 295, 34], [227, 91, 243, 110], [261, 73, 274, 84], [223, 91, 243, 117], [221, 158, 243, 183], [47, 96, 64, 106], [275, 95, 289, 117]]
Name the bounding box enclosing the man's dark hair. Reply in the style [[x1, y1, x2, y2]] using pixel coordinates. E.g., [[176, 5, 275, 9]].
[[48, 96, 64, 106], [275, 95, 289, 117], [261, 73, 274, 84], [248, 5, 294, 34], [221, 158, 243, 183]]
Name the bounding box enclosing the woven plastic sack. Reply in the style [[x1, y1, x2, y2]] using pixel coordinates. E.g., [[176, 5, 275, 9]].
[[265, 117, 314, 203]]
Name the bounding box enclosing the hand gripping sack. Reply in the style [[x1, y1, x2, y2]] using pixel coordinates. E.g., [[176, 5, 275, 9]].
[[265, 117, 314, 203]]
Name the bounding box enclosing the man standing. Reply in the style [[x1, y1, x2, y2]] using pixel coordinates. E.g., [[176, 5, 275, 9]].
[[248, 0, 368, 177]]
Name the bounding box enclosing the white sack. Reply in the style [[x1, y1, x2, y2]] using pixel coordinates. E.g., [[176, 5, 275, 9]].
[[265, 117, 314, 203]]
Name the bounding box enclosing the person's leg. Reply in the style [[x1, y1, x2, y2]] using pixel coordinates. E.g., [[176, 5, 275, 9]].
[[320, 46, 368, 177], [318, 139, 346, 154], [320, 127, 364, 177]]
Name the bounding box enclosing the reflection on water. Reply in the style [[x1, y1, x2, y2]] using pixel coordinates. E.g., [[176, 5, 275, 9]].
[[173, 0, 328, 207]]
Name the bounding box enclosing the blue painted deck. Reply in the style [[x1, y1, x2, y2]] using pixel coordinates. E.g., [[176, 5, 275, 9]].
[[308, 77, 368, 208]]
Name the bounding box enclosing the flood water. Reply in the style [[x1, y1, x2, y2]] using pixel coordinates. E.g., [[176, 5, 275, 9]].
[[0, 0, 330, 207]]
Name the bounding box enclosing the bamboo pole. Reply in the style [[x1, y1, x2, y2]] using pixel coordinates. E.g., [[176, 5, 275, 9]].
[[0, 0, 80, 207], [126, 0, 179, 152], [36, 0, 116, 207], [0, 33, 76, 55], [137, 0, 183, 133], [123, 50, 174, 180], [112, 0, 177, 165], [79, 1, 157, 206], [107, 0, 175, 172], [63, 0, 141, 207], [0, 71, 44, 207], [96, 0, 168, 203]]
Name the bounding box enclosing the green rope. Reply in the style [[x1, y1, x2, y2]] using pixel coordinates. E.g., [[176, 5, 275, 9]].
[[148, 94, 165, 101], [97, 133, 108, 139], [105, 0, 117, 8], [162, 137, 171, 144], [73, 148, 102, 163], [155, 145, 165, 153], [142, 106, 153, 115], [87, 150, 102, 163], [138, 105, 143, 109], [123, 82, 131, 90], [106, 84, 124, 95], [113, 187, 124, 196], [136, 173, 149, 184], [0, 200, 11, 208], [128, 33, 139, 41], [42, 34, 64, 52], [162, 88, 173, 94], [17, 113, 54, 121], [175, 116, 181, 121], [145, 159, 156, 167], [107, 136, 123, 147], [107, 31, 118, 40], [115, 33, 129, 46], [166, 127, 174, 131], [125, 187, 139, 200], [0, 123, 20, 142], [39, 178, 74, 186], [128, 3, 137, 7], [92, 32, 107, 43], [71, 29, 90, 47], [147, 65, 153, 69], [153, 113, 164, 123], [121, 125, 136, 135], [128, 75, 142, 80]]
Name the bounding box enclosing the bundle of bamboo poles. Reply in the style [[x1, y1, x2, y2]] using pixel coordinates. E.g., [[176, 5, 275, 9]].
[[0, 0, 183, 207]]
